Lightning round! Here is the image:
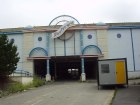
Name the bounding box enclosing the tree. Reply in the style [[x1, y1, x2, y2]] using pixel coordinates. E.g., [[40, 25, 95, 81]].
[[0, 35, 20, 78]]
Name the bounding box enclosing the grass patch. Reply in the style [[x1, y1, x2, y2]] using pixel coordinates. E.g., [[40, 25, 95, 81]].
[[0, 82, 24, 97], [7, 82, 24, 93], [33, 76, 45, 87], [0, 76, 46, 98]]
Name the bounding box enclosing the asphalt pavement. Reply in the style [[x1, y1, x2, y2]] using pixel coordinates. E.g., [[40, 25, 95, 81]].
[[112, 79, 140, 105], [0, 82, 114, 105]]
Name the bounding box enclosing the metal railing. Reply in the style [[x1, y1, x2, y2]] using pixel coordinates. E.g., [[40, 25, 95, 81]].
[[11, 70, 33, 77]]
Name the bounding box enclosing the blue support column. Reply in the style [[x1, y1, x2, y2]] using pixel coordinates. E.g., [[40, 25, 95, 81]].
[[46, 59, 51, 81], [47, 59, 50, 74], [81, 58, 85, 73], [80, 30, 83, 52], [80, 30, 86, 81], [46, 33, 50, 55], [81, 57, 86, 81], [46, 33, 51, 81]]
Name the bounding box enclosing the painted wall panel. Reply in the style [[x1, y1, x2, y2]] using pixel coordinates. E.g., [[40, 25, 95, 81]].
[[49, 36, 55, 56], [66, 48, 74, 55], [33, 33, 47, 49], [65, 32, 74, 55], [8, 34, 23, 70], [22, 33, 34, 74], [55, 38, 64, 56], [83, 30, 97, 48], [97, 30, 108, 58], [16, 62, 23, 70], [49, 31, 81, 56], [132, 29, 140, 71], [55, 48, 64, 56], [108, 29, 134, 71], [75, 31, 81, 55]]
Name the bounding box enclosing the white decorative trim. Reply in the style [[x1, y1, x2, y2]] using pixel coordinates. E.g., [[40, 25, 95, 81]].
[[81, 73, 86, 81], [46, 74, 51, 81], [51, 21, 75, 38]]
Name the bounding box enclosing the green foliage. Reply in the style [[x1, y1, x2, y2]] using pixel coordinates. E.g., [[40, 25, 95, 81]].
[[6, 82, 24, 93], [23, 83, 34, 90], [6, 77, 46, 94], [0, 77, 46, 98], [0, 35, 20, 77], [0, 82, 25, 97], [33, 76, 46, 87]]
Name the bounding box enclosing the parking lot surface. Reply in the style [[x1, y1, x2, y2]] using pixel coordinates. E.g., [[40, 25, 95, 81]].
[[0, 82, 114, 105]]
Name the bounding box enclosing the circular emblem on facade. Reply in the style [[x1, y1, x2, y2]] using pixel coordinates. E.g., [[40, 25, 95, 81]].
[[58, 31, 75, 41], [87, 34, 92, 39], [10, 38, 15, 43], [49, 15, 79, 26], [49, 15, 79, 41], [38, 37, 42, 41], [117, 33, 121, 38]]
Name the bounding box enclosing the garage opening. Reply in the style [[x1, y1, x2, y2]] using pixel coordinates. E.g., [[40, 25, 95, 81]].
[[33, 57, 98, 80], [50, 56, 81, 81], [84, 57, 98, 79], [34, 59, 47, 78]]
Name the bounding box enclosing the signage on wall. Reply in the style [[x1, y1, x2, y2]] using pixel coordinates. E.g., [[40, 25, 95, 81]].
[[51, 21, 75, 38]]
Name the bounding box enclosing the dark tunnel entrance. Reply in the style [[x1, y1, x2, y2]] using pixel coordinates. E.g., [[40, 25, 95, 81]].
[[50, 56, 81, 81], [34, 59, 47, 78], [84, 57, 98, 79], [33, 56, 98, 81]]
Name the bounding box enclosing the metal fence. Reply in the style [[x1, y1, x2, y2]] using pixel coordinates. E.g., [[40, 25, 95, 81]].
[[10, 70, 33, 77]]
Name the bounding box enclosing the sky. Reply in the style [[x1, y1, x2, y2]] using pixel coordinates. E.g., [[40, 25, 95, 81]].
[[0, 0, 140, 29]]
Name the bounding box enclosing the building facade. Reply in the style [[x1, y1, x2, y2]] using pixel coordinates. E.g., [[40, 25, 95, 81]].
[[0, 15, 140, 82]]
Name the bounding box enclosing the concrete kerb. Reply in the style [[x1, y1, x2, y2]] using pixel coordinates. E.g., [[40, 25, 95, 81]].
[[128, 78, 140, 85], [103, 90, 115, 105], [109, 79, 140, 105]]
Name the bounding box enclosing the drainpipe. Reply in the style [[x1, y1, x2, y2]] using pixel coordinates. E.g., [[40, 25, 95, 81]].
[[130, 29, 136, 71]]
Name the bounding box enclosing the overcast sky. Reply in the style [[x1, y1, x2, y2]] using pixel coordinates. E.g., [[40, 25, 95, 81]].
[[0, 0, 140, 29]]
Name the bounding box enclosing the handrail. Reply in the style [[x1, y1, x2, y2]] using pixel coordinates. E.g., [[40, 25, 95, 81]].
[[11, 70, 33, 77]]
